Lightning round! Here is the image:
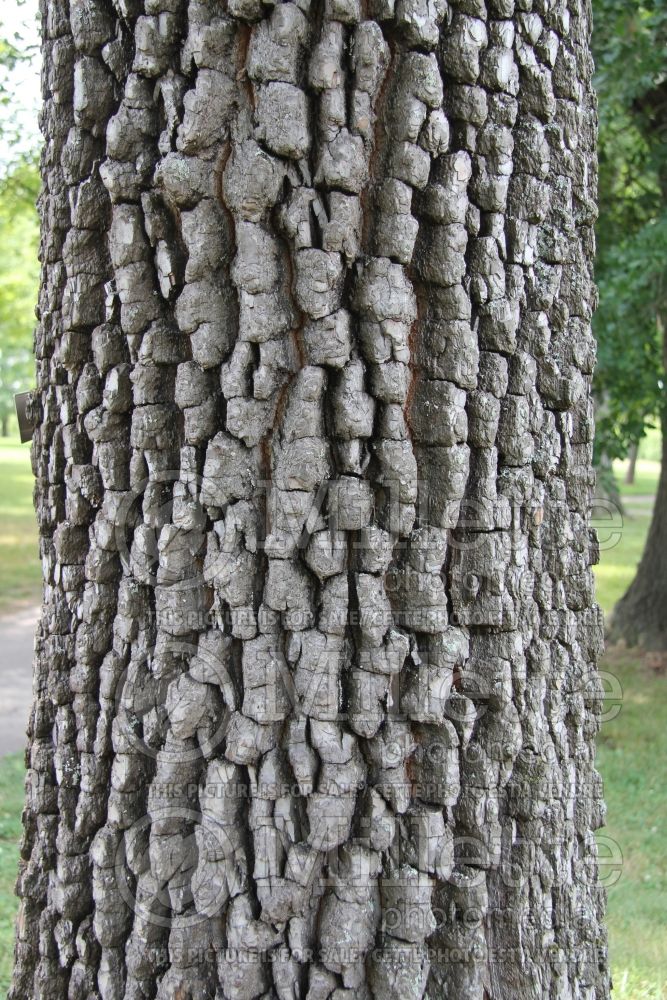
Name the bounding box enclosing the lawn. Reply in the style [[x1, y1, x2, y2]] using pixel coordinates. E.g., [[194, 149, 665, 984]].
[[0, 442, 665, 997], [0, 437, 41, 613], [612, 464, 662, 498], [0, 754, 23, 991], [593, 459, 659, 615], [597, 649, 667, 1000], [595, 459, 666, 1000]]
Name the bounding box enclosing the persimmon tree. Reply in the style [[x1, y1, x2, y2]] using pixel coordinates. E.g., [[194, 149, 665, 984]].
[[11, 1, 608, 998]]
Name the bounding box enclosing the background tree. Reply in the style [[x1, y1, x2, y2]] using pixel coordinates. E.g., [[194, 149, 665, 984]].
[[592, 0, 667, 470], [592, 0, 667, 647], [11, 2, 608, 999], [0, 159, 40, 435], [0, 1, 41, 435]]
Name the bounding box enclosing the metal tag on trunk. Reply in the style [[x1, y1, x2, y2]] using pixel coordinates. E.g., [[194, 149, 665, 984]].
[[15, 391, 34, 443]]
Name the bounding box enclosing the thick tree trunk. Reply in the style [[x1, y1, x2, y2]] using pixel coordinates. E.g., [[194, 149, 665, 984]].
[[12, 1, 608, 999], [624, 442, 638, 485]]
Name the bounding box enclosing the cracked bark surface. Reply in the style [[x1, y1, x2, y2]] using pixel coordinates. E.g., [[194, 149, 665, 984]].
[[12, 1, 608, 998]]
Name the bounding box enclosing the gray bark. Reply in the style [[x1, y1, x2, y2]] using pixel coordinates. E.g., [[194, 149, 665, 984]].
[[12, 1, 608, 998]]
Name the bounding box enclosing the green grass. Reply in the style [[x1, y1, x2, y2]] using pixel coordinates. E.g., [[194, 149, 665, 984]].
[[0, 754, 23, 993], [0, 440, 665, 996], [593, 460, 660, 615], [593, 461, 667, 1000], [0, 436, 41, 613], [596, 648, 667, 1000], [612, 458, 662, 498]]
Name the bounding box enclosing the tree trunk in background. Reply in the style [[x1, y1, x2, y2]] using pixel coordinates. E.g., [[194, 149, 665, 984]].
[[624, 442, 638, 485], [591, 394, 622, 509], [609, 320, 667, 650], [12, 1, 608, 999]]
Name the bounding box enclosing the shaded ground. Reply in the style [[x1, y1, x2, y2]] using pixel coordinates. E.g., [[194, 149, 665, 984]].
[[0, 604, 37, 756]]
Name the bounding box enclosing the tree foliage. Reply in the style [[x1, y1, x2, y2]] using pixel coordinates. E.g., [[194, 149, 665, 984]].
[[593, 0, 667, 460], [0, 157, 40, 431], [0, 0, 38, 156], [0, 4, 40, 432]]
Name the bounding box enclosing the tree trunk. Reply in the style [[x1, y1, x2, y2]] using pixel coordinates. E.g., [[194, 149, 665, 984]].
[[609, 322, 667, 649], [624, 442, 638, 485], [12, 2, 608, 999], [1, 413, 8, 437]]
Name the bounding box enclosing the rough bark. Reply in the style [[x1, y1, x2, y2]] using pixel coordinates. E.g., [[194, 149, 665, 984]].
[[12, 1, 607, 999]]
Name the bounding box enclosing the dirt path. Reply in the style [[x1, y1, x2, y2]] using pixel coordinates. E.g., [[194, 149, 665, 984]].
[[0, 604, 39, 757]]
